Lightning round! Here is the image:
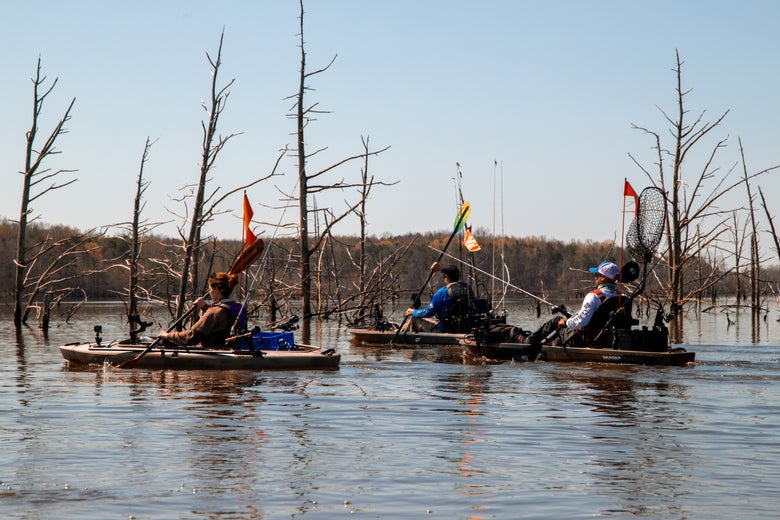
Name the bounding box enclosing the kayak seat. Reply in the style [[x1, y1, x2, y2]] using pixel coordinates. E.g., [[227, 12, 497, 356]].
[[471, 298, 491, 315], [584, 296, 636, 346], [441, 295, 475, 333]]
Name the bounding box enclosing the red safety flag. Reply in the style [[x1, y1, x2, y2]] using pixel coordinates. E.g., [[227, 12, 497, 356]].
[[624, 180, 639, 216], [243, 193, 257, 246], [464, 228, 481, 252]]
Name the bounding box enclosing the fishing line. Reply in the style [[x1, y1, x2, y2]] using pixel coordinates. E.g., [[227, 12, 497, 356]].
[[428, 245, 558, 309]]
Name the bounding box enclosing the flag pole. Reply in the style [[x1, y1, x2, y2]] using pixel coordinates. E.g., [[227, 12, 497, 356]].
[[241, 191, 257, 301], [621, 179, 639, 299]]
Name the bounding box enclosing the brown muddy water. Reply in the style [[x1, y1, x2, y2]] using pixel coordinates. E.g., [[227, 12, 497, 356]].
[[1, 301, 779, 519]]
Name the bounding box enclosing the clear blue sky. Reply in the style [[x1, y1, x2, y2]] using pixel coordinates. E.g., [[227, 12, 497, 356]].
[[2, 1, 779, 253]]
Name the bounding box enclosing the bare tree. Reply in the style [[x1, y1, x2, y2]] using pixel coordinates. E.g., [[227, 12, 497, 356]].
[[629, 50, 779, 340], [13, 57, 77, 326], [166, 31, 285, 323], [107, 137, 171, 338], [289, 0, 389, 338], [19, 231, 106, 326], [171, 31, 240, 320], [351, 135, 398, 321], [739, 138, 763, 313], [759, 186, 780, 270], [126, 138, 153, 320], [728, 210, 749, 302]]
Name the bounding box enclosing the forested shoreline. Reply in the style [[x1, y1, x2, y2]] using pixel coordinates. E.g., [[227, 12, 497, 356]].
[[3, 218, 778, 325]]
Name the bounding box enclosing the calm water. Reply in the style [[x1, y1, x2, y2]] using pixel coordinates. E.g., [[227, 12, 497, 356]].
[[2, 302, 779, 519]]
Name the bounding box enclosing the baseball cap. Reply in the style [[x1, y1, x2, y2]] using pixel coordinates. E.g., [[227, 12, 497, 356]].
[[441, 266, 460, 278], [588, 261, 620, 281]]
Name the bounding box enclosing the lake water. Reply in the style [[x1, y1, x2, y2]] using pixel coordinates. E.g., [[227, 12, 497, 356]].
[[1, 301, 779, 519]]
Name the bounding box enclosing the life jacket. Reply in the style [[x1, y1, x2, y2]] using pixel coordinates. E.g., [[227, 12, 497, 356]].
[[582, 290, 632, 345], [201, 300, 247, 348], [221, 300, 248, 333], [442, 282, 475, 333], [591, 289, 608, 302]]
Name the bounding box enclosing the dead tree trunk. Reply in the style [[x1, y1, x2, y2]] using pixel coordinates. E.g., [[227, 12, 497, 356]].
[[356, 136, 374, 316], [174, 31, 238, 322], [295, 19, 311, 331], [759, 186, 780, 268], [730, 211, 747, 303], [14, 57, 77, 326], [127, 137, 155, 335], [628, 50, 773, 342], [290, 1, 390, 339], [740, 138, 762, 314]]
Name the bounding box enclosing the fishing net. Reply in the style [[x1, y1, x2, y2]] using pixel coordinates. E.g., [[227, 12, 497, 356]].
[[626, 187, 666, 262]]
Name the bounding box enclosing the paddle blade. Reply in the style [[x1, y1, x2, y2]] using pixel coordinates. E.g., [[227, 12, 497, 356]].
[[115, 353, 142, 369], [454, 202, 471, 232], [228, 239, 265, 275]]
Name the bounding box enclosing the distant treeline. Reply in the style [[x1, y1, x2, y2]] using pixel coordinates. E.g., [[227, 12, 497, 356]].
[[1, 218, 776, 315]]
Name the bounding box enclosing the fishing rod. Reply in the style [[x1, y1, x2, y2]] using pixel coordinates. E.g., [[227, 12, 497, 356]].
[[427, 245, 559, 309]]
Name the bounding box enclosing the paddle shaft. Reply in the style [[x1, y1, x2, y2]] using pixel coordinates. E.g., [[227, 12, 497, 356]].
[[391, 210, 469, 343]]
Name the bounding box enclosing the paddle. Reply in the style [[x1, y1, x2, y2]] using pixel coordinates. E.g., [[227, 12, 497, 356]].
[[115, 239, 265, 368], [391, 202, 471, 344]]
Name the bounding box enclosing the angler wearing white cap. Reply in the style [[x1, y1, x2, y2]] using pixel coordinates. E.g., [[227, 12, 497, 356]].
[[525, 261, 627, 347]]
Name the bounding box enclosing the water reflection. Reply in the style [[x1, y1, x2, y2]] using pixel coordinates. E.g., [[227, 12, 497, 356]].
[[542, 364, 694, 517], [425, 368, 501, 520], [13, 327, 31, 406], [349, 344, 466, 364], [453, 373, 494, 520], [177, 373, 269, 518], [3, 303, 780, 519]]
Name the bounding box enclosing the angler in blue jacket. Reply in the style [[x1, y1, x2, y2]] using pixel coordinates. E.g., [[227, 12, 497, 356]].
[[405, 263, 474, 332]]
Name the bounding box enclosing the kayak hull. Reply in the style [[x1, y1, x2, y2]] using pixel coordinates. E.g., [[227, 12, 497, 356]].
[[461, 338, 694, 366], [59, 342, 341, 370], [348, 328, 466, 346]]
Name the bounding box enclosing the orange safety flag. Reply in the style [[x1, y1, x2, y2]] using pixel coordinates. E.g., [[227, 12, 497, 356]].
[[624, 180, 639, 216], [243, 193, 257, 246], [464, 228, 481, 252]]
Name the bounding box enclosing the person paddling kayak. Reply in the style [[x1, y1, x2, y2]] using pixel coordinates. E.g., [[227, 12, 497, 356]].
[[404, 263, 475, 333], [158, 272, 246, 348]]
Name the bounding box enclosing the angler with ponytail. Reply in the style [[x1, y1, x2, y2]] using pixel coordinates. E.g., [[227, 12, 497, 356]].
[[158, 272, 246, 348]]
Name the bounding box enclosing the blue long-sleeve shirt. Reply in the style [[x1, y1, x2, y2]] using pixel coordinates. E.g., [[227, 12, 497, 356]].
[[411, 282, 473, 331]]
